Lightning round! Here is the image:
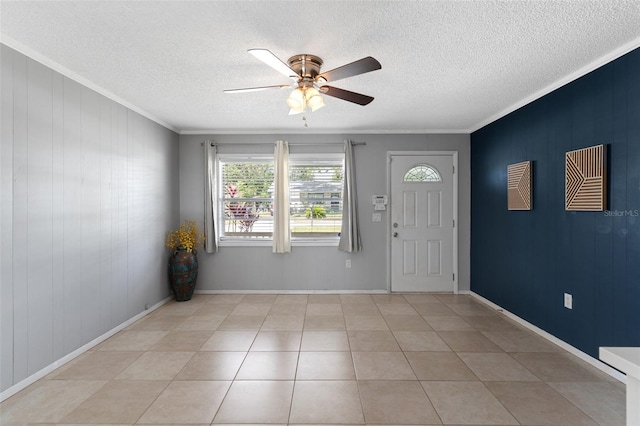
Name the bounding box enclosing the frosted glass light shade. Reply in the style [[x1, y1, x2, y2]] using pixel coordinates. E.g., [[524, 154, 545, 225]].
[[306, 87, 325, 111], [286, 88, 305, 112]]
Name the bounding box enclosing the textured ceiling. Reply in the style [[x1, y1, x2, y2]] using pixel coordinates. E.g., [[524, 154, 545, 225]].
[[1, 1, 639, 134]]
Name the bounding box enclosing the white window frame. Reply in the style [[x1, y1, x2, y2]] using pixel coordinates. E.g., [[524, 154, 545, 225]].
[[217, 152, 344, 247], [289, 153, 344, 247], [218, 154, 274, 247]]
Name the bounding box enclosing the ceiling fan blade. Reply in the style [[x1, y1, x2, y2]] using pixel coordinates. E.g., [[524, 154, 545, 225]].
[[319, 86, 374, 106], [224, 84, 290, 94], [248, 49, 299, 80], [316, 56, 381, 83]]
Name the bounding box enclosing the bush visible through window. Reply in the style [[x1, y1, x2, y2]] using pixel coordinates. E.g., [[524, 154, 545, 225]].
[[221, 160, 274, 239], [289, 160, 343, 238], [220, 156, 344, 241]]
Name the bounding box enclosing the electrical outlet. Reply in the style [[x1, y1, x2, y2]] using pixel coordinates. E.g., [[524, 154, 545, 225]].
[[564, 293, 573, 309], [345, 259, 351, 268]]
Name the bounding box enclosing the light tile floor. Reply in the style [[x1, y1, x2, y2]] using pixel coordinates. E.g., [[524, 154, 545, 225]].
[[0, 293, 626, 425]]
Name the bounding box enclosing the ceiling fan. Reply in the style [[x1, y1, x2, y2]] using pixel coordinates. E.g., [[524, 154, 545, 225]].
[[224, 49, 381, 115]]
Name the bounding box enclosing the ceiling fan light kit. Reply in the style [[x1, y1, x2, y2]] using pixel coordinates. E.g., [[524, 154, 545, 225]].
[[287, 85, 325, 115], [225, 49, 381, 115]]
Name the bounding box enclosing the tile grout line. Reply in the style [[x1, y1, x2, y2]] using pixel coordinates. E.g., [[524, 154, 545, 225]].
[[393, 307, 445, 425], [1, 292, 626, 425]]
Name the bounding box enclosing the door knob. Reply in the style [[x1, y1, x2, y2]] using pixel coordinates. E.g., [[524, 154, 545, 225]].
[[393, 232, 398, 237]]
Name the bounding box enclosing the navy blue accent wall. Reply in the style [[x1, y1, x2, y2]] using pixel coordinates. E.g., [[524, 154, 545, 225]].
[[471, 48, 640, 359]]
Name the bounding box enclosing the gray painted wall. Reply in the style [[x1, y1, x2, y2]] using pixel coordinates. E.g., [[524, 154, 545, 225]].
[[179, 133, 470, 292], [0, 45, 180, 393]]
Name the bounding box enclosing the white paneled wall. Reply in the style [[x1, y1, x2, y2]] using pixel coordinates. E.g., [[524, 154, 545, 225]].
[[0, 45, 180, 393]]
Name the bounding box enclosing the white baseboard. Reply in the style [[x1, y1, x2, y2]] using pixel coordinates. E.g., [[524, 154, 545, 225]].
[[0, 296, 173, 403], [470, 291, 626, 383], [195, 289, 390, 295]]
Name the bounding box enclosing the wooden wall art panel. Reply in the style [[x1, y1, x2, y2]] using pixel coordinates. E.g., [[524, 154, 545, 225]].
[[508, 161, 532, 210], [565, 144, 606, 211]]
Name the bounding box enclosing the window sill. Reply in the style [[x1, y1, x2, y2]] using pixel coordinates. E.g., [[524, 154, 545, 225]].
[[292, 238, 340, 247], [219, 238, 339, 248]]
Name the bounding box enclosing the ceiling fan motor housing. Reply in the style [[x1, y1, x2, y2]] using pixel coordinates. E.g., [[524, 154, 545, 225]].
[[288, 54, 323, 79]]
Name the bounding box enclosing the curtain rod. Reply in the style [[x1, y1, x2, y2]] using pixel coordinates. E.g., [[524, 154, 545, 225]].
[[201, 141, 365, 147]]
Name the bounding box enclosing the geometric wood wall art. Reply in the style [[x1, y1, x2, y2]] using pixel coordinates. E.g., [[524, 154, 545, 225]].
[[565, 144, 606, 211], [508, 161, 532, 210]]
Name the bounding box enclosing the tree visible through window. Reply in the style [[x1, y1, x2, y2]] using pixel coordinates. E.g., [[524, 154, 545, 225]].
[[219, 154, 344, 242], [221, 160, 274, 238], [289, 159, 343, 237]]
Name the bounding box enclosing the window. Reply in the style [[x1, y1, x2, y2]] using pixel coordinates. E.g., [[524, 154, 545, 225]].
[[221, 157, 274, 240], [403, 164, 441, 182], [289, 156, 343, 239], [219, 153, 344, 244]]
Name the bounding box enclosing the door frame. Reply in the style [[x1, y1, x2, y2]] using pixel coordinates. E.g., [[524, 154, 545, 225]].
[[386, 151, 459, 294]]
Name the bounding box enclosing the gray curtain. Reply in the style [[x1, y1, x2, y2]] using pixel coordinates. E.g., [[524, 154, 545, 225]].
[[204, 142, 218, 253], [338, 140, 362, 252]]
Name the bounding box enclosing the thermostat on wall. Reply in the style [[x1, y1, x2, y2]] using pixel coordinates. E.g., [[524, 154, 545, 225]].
[[372, 195, 388, 210]]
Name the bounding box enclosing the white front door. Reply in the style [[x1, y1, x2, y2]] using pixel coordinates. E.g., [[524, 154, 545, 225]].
[[390, 154, 456, 292]]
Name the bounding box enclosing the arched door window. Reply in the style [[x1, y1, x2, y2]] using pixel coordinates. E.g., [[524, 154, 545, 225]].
[[403, 164, 442, 182]]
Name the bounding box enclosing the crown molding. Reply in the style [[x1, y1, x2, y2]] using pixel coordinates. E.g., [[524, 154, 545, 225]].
[[0, 36, 179, 134], [470, 37, 640, 133]]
